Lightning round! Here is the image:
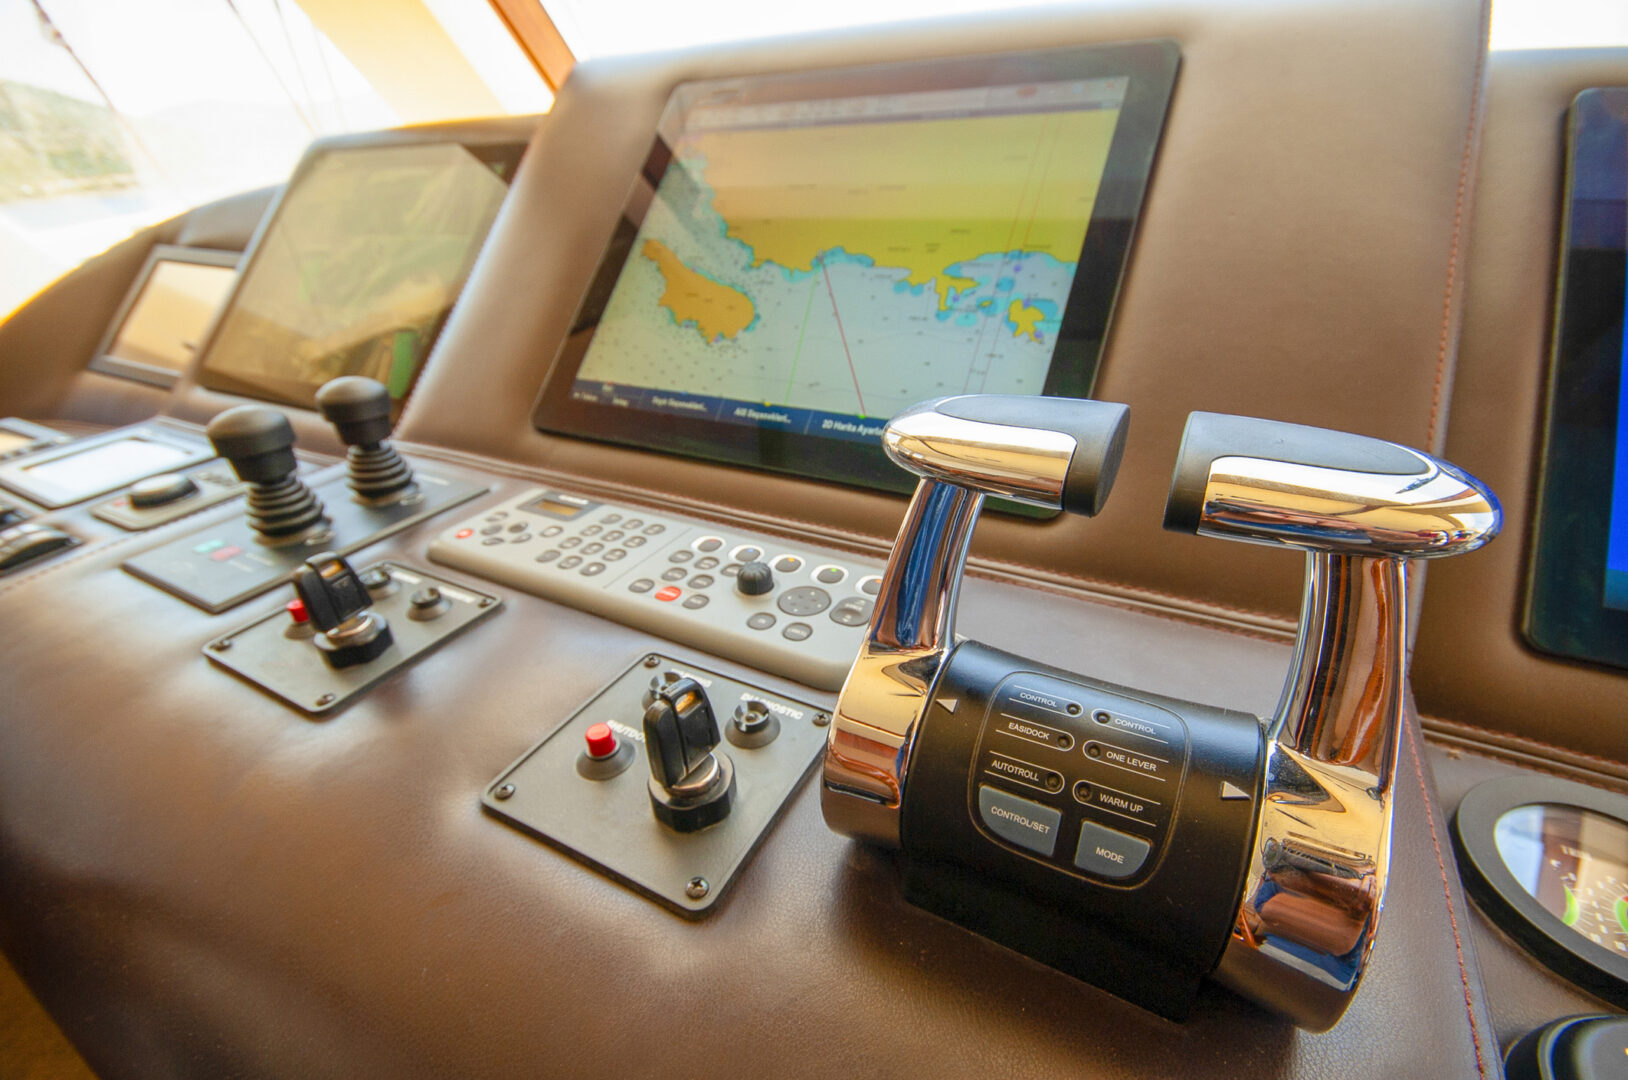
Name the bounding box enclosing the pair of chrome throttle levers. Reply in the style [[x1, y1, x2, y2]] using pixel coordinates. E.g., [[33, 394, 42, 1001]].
[[821, 395, 1501, 1031]]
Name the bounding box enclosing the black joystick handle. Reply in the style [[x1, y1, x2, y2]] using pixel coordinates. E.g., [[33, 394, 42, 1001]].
[[737, 561, 774, 596], [208, 405, 300, 485], [316, 376, 415, 502], [292, 552, 392, 669], [207, 406, 326, 540], [643, 675, 735, 832]]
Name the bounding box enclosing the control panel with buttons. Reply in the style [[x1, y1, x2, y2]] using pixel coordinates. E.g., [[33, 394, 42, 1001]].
[[428, 489, 885, 690], [482, 653, 828, 915], [0, 521, 79, 573], [92, 460, 280, 531]]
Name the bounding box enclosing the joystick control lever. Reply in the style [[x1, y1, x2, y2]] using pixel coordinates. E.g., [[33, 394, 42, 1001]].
[[316, 376, 417, 504], [643, 675, 735, 832], [292, 551, 393, 669], [820, 397, 1501, 1030], [1161, 412, 1500, 1029], [207, 405, 328, 543]]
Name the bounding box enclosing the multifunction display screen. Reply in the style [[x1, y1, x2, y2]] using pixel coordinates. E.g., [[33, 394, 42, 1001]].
[[1496, 804, 1628, 956], [535, 42, 1178, 494]]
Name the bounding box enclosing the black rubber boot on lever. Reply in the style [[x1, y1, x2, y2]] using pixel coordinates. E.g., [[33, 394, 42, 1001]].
[[316, 376, 417, 504], [206, 405, 328, 543]]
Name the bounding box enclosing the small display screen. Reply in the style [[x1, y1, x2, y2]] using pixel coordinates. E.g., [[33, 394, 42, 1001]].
[[105, 259, 237, 373], [535, 42, 1178, 494], [1496, 804, 1628, 956], [21, 438, 193, 498], [198, 140, 525, 413], [0, 430, 36, 455]]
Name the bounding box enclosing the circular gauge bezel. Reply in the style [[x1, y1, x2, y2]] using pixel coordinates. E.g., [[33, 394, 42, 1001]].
[[1452, 775, 1628, 1007]]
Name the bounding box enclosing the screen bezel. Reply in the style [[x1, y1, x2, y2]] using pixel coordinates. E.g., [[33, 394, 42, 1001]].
[[194, 127, 531, 418], [531, 40, 1179, 497], [0, 426, 212, 508], [89, 244, 240, 388], [1524, 87, 1628, 670]]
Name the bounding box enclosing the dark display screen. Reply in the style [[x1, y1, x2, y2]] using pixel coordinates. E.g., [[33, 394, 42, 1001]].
[[534, 42, 1178, 494], [1525, 88, 1628, 667]]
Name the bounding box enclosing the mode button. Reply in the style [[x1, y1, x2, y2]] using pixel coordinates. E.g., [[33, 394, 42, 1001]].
[[976, 785, 1063, 858], [1072, 820, 1152, 880]]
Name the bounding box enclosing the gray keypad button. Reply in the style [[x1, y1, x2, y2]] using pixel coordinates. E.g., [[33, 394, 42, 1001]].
[[815, 566, 846, 585], [628, 578, 654, 593], [581, 542, 605, 555], [682, 594, 709, 610], [481, 525, 503, 536], [661, 567, 686, 582], [694, 556, 719, 571], [688, 575, 714, 589], [626, 536, 647, 548], [732, 546, 762, 563], [603, 530, 624, 541], [541, 525, 564, 538], [482, 537, 504, 546], [746, 612, 776, 630], [721, 563, 742, 577], [859, 576, 882, 596], [977, 785, 1062, 857], [535, 549, 561, 563], [622, 518, 644, 530], [581, 525, 602, 537], [782, 622, 813, 641], [669, 549, 694, 563], [773, 555, 803, 573], [695, 537, 724, 552], [777, 586, 831, 617], [1072, 820, 1152, 879], [560, 537, 582, 549], [604, 549, 627, 562], [558, 555, 583, 569], [829, 597, 874, 626], [601, 513, 622, 524], [581, 562, 606, 577], [509, 533, 532, 544], [508, 522, 526, 533], [644, 524, 665, 535]]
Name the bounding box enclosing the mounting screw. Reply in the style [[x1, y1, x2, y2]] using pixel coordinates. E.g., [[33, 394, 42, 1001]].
[[813, 711, 830, 727], [478, 596, 494, 608], [643, 655, 661, 668], [684, 876, 710, 900], [1067, 703, 1082, 716], [315, 693, 336, 707], [494, 783, 515, 800], [211, 639, 232, 651]]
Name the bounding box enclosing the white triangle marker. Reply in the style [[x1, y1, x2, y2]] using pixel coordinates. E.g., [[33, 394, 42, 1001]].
[[1220, 781, 1249, 800], [937, 696, 958, 714]]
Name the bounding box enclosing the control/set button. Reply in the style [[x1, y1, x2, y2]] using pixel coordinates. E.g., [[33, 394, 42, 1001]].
[[773, 555, 803, 573], [782, 622, 812, 641], [682, 594, 709, 610], [695, 537, 724, 552], [1072, 820, 1152, 879], [777, 585, 831, 616], [669, 549, 694, 563], [858, 575, 882, 596], [661, 567, 686, 582], [829, 596, 874, 626], [814, 565, 846, 585], [746, 612, 776, 630], [977, 785, 1062, 857], [628, 578, 655, 593]]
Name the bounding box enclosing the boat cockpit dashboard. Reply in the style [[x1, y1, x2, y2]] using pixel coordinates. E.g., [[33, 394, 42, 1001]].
[[1, 1, 1627, 1077]]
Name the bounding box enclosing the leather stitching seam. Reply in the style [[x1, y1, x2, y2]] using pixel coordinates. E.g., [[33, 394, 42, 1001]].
[[1407, 716, 1490, 1079]]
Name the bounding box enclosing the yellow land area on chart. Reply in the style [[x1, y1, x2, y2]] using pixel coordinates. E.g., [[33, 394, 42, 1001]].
[[1007, 299, 1044, 340], [641, 238, 756, 342], [685, 107, 1120, 306]]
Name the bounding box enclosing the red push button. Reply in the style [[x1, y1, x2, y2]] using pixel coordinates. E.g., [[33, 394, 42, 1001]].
[[286, 598, 310, 624], [456, 528, 474, 539], [585, 722, 618, 759], [655, 586, 682, 602]]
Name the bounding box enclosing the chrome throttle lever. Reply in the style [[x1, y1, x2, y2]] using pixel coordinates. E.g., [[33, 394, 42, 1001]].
[[821, 394, 1130, 847], [1163, 411, 1501, 1030]]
